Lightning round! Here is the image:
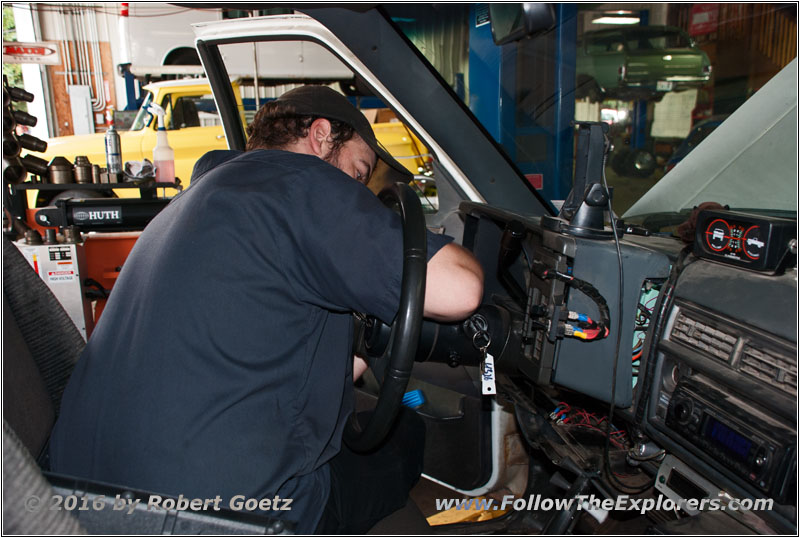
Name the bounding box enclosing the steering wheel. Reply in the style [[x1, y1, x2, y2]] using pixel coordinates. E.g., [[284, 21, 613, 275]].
[[344, 182, 427, 453]]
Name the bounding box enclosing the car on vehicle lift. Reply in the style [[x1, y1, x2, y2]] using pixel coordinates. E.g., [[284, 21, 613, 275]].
[[3, 5, 796, 536], [576, 25, 712, 103]]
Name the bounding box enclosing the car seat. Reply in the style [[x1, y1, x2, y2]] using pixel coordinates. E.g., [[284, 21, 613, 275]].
[[3, 237, 86, 533]]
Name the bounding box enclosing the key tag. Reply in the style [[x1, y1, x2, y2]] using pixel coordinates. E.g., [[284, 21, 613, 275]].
[[481, 346, 496, 396], [473, 332, 496, 396]]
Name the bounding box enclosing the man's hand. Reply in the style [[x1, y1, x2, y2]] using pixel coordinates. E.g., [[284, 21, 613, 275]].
[[424, 243, 483, 322], [354, 355, 368, 381]]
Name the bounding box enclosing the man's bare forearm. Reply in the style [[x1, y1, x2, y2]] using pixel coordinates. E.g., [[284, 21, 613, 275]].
[[424, 243, 484, 322]]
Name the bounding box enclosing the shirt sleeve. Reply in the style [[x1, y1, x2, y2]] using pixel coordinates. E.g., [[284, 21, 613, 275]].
[[277, 161, 453, 324]]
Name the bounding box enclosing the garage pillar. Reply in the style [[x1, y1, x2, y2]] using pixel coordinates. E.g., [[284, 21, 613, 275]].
[[468, 4, 576, 206], [631, 99, 648, 149], [467, 4, 515, 148]]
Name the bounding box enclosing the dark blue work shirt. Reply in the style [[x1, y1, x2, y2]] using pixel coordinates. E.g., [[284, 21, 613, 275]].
[[49, 149, 452, 532]]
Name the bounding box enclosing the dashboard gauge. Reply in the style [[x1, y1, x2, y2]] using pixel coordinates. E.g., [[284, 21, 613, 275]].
[[705, 219, 730, 251], [728, 226, 743, 252], [742, 225, 766, 260], [694, 209, 796, 274]]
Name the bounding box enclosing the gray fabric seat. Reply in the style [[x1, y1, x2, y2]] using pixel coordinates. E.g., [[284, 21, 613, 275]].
[[3, 420, 86, 534], [3, 295, 55, 459], [2, 238, 84, 421], [2, 237, 86, 533]]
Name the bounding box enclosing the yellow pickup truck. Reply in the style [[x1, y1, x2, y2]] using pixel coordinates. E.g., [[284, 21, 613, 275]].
[[35, 78, 429, 204]]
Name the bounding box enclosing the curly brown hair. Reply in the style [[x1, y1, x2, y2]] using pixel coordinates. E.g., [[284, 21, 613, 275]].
[[245, 100, 356, 158]]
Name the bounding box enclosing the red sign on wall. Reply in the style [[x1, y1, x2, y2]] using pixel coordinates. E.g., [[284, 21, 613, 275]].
[[2, 41, 61, 65], [525, 174, 543, 190], [689, 4, 719, 37]]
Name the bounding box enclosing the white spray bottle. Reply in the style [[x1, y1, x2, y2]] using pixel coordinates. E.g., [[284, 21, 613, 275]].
[[148, 103, 175, 183]]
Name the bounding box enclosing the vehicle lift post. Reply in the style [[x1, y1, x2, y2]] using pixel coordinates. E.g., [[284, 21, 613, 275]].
[[468, 4, 577, 204], [630, 10, 650, 151]]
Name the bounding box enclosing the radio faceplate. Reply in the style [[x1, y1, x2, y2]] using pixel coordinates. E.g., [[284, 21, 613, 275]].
[[664, 376, 794, 501]]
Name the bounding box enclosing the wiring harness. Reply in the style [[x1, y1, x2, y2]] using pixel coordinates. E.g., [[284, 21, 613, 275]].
[[531, 261, 611, 342], [549, 402, 628, 449]]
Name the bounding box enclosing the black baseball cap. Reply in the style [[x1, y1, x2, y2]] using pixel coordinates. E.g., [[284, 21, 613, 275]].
[[275, 85, 413, 183]]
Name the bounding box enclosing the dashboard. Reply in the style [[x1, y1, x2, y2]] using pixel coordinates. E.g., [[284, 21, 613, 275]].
[[647, 258, 796, 528], [431, 202, 797, 533]]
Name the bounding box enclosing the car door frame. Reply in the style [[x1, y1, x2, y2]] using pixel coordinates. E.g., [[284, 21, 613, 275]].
[[191, 11, 532, 497]]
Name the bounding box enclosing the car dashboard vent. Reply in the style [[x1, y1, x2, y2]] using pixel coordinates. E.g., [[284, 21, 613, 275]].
[[670, 310, 737, 361], [740, 344, 797, 396]]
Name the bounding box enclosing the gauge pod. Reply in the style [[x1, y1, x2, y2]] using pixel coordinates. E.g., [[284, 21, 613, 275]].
[[693, 209, 796, 273]]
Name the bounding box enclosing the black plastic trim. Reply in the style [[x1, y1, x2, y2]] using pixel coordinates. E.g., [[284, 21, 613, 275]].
[[196, 40, 246, 151]]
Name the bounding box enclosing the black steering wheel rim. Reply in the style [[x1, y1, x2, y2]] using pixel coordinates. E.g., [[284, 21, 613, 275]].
[[344, 182, 427, 452]]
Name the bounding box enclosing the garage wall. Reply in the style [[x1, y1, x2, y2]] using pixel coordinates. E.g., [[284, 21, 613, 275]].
[[383, 4, 471, 100], [33, 3, 119, 136]]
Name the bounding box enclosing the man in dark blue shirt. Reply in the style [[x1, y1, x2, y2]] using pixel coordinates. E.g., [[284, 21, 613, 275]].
[[49, 86, 483, 533]]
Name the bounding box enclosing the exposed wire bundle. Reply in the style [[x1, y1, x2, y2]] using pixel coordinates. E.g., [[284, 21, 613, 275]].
[[564, 311, 610, 341], [632, 336, 645, 361], [636, 297, 657, 325], [549, 403, 628, 449], [531, 260, 612, 341], [631, 295, 656, 374], [634, 296, 657, 334]]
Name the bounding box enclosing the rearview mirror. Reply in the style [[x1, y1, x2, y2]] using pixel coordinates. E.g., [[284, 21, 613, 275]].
[[490, 3, 556, 45]]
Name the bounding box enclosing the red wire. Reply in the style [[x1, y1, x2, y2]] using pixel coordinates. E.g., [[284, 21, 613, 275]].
[[583, 328, 601, 339], [570, 423, 626, 449]]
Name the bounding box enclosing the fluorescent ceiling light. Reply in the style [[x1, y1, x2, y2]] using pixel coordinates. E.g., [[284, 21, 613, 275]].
[[593, 16, 641, 25]]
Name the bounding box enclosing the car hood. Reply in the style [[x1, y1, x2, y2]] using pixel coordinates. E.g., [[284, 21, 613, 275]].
[[46, 132, 106, 147], [624, 58, 797, 219], [39, 132, 110, 165]]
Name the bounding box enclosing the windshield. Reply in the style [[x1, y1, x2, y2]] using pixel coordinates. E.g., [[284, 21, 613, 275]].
[[384, 3, 797, 227], [129, 91, 154, 131]]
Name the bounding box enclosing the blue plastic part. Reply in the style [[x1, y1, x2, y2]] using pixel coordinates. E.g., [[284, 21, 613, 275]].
[[402, 389, 426, 409]]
